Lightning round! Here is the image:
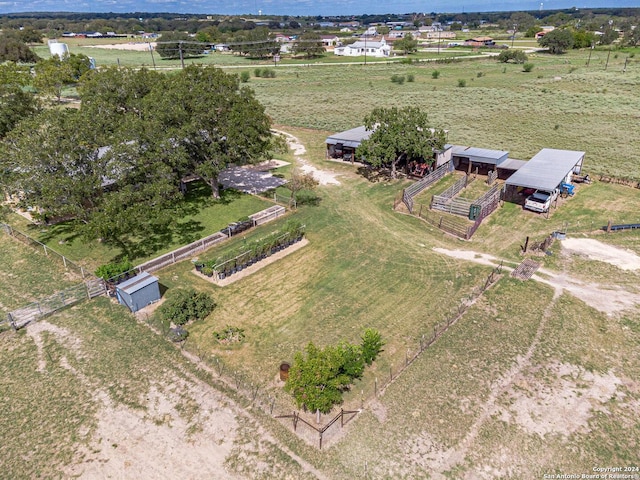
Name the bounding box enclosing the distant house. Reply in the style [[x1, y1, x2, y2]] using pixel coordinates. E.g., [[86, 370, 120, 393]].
[[421, 30, 456, 40], [334, 37, 391, 57], [320, 35, 340, 47], [464, 36, 495, 47], [535, 26, 555, 40]]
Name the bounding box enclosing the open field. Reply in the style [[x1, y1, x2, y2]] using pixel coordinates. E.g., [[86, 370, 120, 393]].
[[3, 48, 640, 478]]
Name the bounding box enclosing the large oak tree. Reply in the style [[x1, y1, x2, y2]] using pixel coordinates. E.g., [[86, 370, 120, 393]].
[[356, 106, 446, 178]]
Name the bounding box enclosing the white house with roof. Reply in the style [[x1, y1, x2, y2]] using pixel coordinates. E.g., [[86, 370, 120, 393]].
[[334, 38, 391, 57]]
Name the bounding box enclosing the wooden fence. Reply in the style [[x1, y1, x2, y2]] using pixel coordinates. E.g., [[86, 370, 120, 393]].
[[275, 409, 359, 449], [401, 161, 452, 213], [135, 205, 286, 274]]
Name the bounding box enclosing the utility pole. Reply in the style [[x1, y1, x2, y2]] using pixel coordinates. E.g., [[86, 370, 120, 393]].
[[437, 26, 441, 54], [364, 33, 367, 65], [179, 40, 185, 69], [148, 42, 156, 70], [511, 23, 517, 48], [586, 42, 594, 67]]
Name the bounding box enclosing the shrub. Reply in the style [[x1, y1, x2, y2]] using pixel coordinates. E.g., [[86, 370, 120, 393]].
[[168, 326, 189, 342], [431, 70, 440, 79], [254, 68, 263, 77], [476, 71, 484, 78], [262, 68, 276, 78], [391, 74, 405, 84], [522, 62, 535, 72], [400, 57, 413, 64], [457, 79, 466, 87], [157, 288, 215, 326], [361, 328, 384, 365], [212, 325, 245, 344], [497, 49, 528, 64], [95, 257, 134, 281], [407, 73, 415, 82], [239, 71, 250, 83]]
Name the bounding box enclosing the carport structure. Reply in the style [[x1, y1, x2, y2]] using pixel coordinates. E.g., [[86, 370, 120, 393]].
[[504, 148, 585, 201], [325, 126, 373, 162], [450, 145, 509, 175]]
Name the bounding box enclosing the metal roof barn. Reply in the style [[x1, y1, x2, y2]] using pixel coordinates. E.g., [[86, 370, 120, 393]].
[[116, 271, 161, 313], [505, 149, 585, 192], [325, 126, 373, 149], [450, 145, 509, 166]]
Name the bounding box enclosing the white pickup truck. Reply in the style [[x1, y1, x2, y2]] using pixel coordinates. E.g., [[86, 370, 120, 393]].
[[524, 189, 558, 213]]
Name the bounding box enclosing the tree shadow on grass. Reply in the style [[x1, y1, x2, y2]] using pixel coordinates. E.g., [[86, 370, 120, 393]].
[[36, 221, 82, 245], [357, 166, 392, 183]]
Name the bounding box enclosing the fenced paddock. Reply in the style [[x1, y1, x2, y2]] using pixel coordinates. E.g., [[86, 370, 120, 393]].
[[0, 223, 88, 278], [401, 161, 452, 213], [430, 173, 476, 217], [7, 278, 106, 330], [170, 261, 505, 451]]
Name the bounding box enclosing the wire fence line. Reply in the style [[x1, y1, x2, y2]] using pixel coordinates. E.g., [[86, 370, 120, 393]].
[[0, 223, 89, 278], [138, 261, 505, 450]]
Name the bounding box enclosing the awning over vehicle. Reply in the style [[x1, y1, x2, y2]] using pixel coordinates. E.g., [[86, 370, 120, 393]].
[[505, 148, 585, 191]]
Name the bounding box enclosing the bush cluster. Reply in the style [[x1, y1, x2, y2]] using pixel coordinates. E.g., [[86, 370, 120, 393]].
[[95, 257, 134, 282], [254, 68, 276, 78], [390, 74, 405, 84], [284, 328, 384, 413], [157, 288, 215, 326], [497, 49, 528, 64]]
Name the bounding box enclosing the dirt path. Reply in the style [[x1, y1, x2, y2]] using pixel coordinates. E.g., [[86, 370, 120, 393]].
[[274, 129, 341, 185], [433, 242, 640, 316], [429, 292, 560, 477]]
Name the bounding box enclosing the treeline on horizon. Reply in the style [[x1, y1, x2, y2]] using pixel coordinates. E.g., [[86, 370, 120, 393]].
[[1, 7, 639, 35]]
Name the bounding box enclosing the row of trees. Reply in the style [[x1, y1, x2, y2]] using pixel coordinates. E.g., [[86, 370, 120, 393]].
[[156, 29, 328, 60], [0, 64, 277, 247]]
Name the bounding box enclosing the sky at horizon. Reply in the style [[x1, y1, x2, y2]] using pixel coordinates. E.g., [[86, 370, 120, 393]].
[[1, 0, 638, 16]]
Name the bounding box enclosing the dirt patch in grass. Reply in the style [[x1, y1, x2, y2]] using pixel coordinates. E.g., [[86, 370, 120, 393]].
[[561, 237, 640, 270], [434, 247, 640, 316], [498, 361, 622, 437], [275, 129, 341, 185], [67, 380, 242, 480]]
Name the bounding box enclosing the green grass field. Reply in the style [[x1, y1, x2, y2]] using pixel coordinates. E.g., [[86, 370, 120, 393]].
[[7, 182, 273, 271], [3, 44, 640, 478]]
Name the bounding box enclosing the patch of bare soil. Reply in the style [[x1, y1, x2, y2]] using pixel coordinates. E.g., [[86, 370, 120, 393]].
[[274, 130, 341, 186], [498, 362, 621, 437], [193, 238, 309, 287], [69, 381, 242, 480], [433, 247, 640, 316], [561, 237, 640, 270]]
